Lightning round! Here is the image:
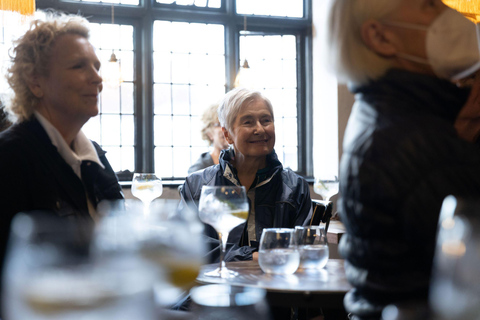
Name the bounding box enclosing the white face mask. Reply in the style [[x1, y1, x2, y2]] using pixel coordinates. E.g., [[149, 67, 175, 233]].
[[384, 8, 480, 81]]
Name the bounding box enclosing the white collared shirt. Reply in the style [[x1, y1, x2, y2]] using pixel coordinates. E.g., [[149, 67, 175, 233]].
[[34, 111, 104, 220], [34, 111, 104, 178]]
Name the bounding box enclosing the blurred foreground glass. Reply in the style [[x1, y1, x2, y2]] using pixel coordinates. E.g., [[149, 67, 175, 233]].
[[96, 199, 206, 308], [258, 228, 299, 275], [198, 186, 248, 278], [294, 225, 329, 271], [2, 211, 156, 320], [429, 195, 480, 320], [190, 284, 271, 320]]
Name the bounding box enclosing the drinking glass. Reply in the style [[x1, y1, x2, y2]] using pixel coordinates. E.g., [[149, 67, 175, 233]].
[[95, 199, 206, 308], [429, 196, 480, 320], [294, 225, 329, 270], [2, 211, 157, 320], [190, 284, 271, 320], [198, 186, 249, 278], [258, 228, 300, 275], [131, 173, 163, 216], [313, 175, 339, 202]]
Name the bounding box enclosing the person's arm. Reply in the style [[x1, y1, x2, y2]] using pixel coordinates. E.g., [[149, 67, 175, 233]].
[[455, 71, 480, 143], [294, 178, 313, 226]]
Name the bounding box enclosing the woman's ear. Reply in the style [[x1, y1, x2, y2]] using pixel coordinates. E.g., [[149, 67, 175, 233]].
[[27, 75, 44, 98], [361, 19, 397, 57], [222, 127, 233, 144]]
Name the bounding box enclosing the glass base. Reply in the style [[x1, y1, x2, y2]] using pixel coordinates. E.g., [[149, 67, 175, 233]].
[[204, 267, 238, 279]]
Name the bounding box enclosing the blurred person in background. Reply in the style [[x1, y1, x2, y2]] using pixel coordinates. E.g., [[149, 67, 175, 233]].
[[324, 0, 480, 319], [0, 11, 123, 317], [188, 103, 229, 174]]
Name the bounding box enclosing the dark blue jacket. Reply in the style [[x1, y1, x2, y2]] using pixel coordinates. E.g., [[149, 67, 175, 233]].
[[181, 148, 312, 262], [339, 69, 480, 319]]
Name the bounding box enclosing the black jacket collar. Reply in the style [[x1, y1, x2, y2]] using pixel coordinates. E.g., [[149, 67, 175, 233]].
[[351, 69, 471, 123]]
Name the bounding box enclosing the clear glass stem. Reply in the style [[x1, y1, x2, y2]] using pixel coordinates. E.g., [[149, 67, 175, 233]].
[[218, 231, 229, 275], [142, 200, 152, 217]]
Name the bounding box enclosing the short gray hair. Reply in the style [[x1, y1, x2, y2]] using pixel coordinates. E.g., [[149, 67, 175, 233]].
[[218, 87, 274, 132], [324, 0, 400, 85]]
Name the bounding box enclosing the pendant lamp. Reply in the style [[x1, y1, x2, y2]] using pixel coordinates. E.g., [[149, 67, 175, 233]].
[[234, 16, 257, 89], [103, 4, 123, 88]]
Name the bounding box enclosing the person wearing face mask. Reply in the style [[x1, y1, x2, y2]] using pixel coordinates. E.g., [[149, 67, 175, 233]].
[[188, 103, 230, 174], [324, 0, 480, 319]]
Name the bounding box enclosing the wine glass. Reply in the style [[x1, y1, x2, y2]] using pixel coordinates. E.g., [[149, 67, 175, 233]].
[[131, 173, 163, 216], [429, 196, 480, 320], [198, 186, 249, 279], [313, 175, 339, 202]]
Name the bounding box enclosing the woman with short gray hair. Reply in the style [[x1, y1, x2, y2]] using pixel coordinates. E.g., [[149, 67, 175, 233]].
[[182, 87, 312, 265]]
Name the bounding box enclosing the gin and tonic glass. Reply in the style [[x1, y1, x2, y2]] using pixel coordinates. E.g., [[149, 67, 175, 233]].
[[198, 186, 249, 279], [131, 173, 163, 216], [313, 175, 339, 202]]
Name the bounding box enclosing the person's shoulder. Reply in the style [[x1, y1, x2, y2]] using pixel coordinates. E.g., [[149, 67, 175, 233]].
[[186, 163, 220, 184], [280, 168, 309, 188], [0, 122, 30, 150], [188, 152, 213, 174]]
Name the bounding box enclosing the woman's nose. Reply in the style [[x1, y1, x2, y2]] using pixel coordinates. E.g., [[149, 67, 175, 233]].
[[90, 66, 102, 85], [254, 121, 266, 134]]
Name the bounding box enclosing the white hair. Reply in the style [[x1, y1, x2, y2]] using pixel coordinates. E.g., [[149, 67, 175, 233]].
[[218, 87, 274, 133], [324, 0, 401, 85]]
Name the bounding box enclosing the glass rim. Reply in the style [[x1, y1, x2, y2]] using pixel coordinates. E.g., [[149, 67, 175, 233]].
[[201, 185, 246, 190], [295, 225, 325, 230], [262, 227, 295, 233]]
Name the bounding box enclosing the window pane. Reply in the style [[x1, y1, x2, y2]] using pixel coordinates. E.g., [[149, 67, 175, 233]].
[[236, 0, 303, 18], [155, 147, 173, 177], [83, 22, 136, 173], [239, 34, 298, 170], [0, 12, 33, 105], [156, 0, 221, 8], [153, 21, 225, 178]]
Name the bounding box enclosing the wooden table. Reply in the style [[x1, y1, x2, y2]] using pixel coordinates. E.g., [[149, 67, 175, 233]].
[[196, 259, 351, 309]]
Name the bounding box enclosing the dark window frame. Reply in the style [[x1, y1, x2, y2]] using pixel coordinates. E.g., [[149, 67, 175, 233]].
[[36, 0, 313, 180]]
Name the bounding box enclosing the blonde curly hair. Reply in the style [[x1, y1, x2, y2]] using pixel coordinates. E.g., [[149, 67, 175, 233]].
[[200, 103, 221, 144], [4, 11, 90, 123]]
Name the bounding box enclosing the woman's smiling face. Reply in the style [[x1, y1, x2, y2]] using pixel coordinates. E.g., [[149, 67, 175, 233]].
[[224, 98, 275, 160]]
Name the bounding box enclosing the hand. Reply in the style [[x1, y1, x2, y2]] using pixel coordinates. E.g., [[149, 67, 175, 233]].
[[252, 251, 259, 261], [455, 71, 480, 142]]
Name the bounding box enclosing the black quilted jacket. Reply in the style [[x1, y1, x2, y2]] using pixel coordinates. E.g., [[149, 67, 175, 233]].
[[338, 69, 480, 319], [181, 149, 312, 263]]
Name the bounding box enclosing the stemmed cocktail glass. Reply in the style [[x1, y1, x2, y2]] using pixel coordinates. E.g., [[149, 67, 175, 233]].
[[313, 175, 339, 202], [131, 173, 163, 216], [198, 186, 249, 279]]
